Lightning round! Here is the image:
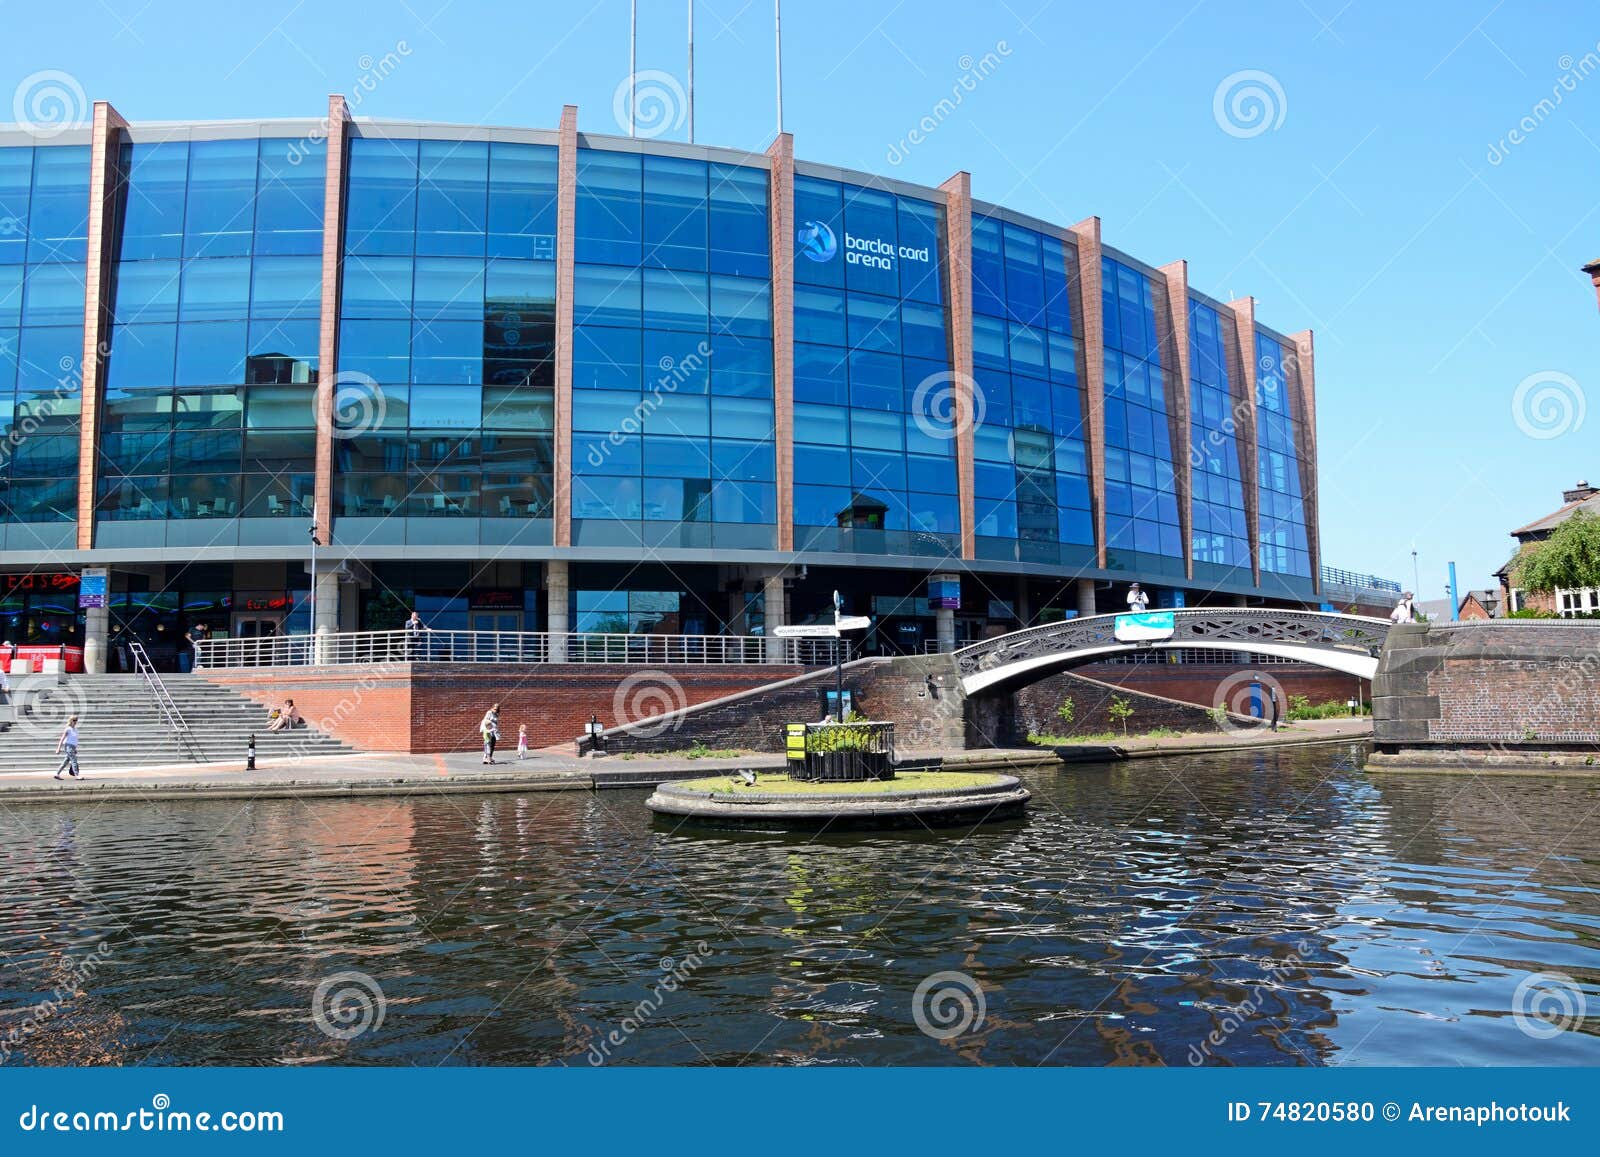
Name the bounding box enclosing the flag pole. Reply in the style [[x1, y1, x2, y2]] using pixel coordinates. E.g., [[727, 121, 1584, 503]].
[[687, 0, 695, 143], [629, 0, 637, 137], [774, 0, 785, 135]]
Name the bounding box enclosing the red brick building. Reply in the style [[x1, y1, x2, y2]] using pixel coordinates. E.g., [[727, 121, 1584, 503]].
[[1495, 480, 1600, 615]]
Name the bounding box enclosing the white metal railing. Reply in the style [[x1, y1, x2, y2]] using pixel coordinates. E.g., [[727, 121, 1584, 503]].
[[194, 629, 850, 670], [129, 640, 199, 755]]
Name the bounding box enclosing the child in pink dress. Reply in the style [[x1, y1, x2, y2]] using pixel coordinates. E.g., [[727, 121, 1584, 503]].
[[517, 723, 529, 759]]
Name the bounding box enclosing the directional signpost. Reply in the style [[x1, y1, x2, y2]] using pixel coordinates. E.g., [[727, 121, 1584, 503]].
[[774, 591, 872, 718]]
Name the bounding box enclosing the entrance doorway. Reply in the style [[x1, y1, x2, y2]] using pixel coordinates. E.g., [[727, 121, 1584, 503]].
[[231, 613, 283, 640]]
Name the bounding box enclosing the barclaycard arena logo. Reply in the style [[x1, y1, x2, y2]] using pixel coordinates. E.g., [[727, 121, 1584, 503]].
[[797, 219, 837, 262], [796, 219, 930, 271]]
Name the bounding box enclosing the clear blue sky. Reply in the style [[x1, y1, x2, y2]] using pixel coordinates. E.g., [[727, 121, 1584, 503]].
[[6, 0, 1597, 598]]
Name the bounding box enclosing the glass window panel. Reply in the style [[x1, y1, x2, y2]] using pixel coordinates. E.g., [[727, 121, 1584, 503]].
[[107, 323, 178, 390], [482, 385, 553, 430], [245, 383, 316, 429], [21, 262, 84, 326], [707, 162, 769, 278], [338, 318, 409, 384], [574, 325, 643, 391], [794, 284, 846, 346], [183, 140, 257, 257], [793, 175, 843, 289], [642, 155, 708, 272], [574, 264, 641, 328], [345, 137, 418, 256], [710, 396, 773, 440], [846, 292, 898, 353], [119, 141, 189, 260], [708, 274, 770, 338], [415, 140, 487, 256], [174, 320, 247, 386], [0, 148, 33, 266], [249, 255, 321, 318], [16, 325, 80, 392], [842, 186, 897, 298], [488, 143, 557, 259], [642, 268, 708, 331], [575, 149, 642, 265], [27, 146, 90, 264], [254, 138, 324, 255], [180, 257, 252, 321], [409, 319, 482, 384], [412, 256, 484, 320], [246, 317, 319, 383], [409, 384, 481, 428], [896, 198, 942, 304], [0, 266, 20, 327], [341, 255, 413, 319], [112, 259, 180, 322]]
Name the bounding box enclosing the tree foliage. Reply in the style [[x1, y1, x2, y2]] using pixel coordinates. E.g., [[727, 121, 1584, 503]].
[[1512, 511, 1600, 593]]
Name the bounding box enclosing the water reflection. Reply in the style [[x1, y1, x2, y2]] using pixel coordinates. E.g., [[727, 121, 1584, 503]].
[[1, 743, 1596, 1066]]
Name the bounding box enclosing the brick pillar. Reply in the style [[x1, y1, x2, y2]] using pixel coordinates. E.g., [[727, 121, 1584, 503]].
[[939, 171, 975, 561], [75, 101, 128, 549], [552, 105, 578, 547], [314, 95, 351, 544], [1158, 260, 1193, 581], [1292, 329, 1320, 594], [1226, 297, 1261, 588], [767, 133, 795, 552], [1068, 218, 1106, 568]]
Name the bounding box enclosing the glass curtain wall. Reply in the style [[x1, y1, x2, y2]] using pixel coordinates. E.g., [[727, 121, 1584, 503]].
[[791, 175, 956, 558], [0, 145, 89, 541], [97, 138, 324, 543], [1255, 332, 1310, 580], [970, 214, 1090, 566], [1188, 299, 1250, 583], [336, 137, 556, 541], [1100, 256, 1182, 574], [569, 148, 775, 551]]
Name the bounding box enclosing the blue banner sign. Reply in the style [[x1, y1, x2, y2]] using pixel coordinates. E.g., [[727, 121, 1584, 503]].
[[1114, 610, 1176, 642]]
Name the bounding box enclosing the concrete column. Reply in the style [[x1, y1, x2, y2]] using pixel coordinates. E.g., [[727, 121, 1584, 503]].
[[76, 101, 128, 549], [1234, 593, 1250, 608], [312, 569, 340, 663], [546, 560, 569, 662], [1226, 296, 1262, 589], [763, 571, 787, 664], [83, 604, 109, 675], [1076, 578, 1097, 618], [767, 134, 795, 552], [552, 105, 578, 547], [314, 95, 351, 544], [1068, 218, 1107, 569], [939, 171, 976, 561], [1015, 575, 1031, 626], [935, 606, 956, 653]]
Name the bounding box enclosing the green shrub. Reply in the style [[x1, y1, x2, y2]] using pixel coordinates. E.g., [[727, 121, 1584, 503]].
[[1056, 697, 1075, 727], [1108, 695, 1134, 736]]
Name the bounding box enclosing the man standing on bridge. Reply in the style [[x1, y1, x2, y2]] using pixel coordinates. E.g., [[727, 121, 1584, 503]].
[[1127, 583, 1150, 613]]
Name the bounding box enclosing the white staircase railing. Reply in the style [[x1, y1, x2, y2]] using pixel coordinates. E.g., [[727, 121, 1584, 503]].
[[128, 640, 200, 758]]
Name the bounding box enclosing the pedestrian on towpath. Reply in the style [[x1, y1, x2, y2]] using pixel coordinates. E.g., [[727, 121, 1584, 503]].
[[53, 715, 80, 780], [1126, 583, 1150, 613], [481, 704, 501, 765], [1269, 687, 1281, 732], [1390, 592, 1416, 624], [517, 723, 529, 760]]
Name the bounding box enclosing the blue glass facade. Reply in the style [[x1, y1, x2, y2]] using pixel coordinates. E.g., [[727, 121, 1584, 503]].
[[1100, 256, 1182, 574], [791, 174, 957, 557], [0, 113, 1324, 654], [971, 214, 1090, 567], [1255, 332, 1311, 579], [97, 137, 325, 544], [335, 137, 557, 543], [0, 145, 88, 536], [570, 148, 775, 550], [1188, 299, 1250, 582]]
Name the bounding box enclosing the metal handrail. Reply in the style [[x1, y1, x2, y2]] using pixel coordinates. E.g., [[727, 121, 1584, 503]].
[[194, 629, 847, 670], [128, 640, 199, 755]]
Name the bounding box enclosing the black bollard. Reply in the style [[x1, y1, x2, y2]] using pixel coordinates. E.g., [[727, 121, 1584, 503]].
[[246, 733, 256, 771]]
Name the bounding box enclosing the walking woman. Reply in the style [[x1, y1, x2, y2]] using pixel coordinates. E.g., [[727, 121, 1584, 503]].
[[53, 715, 81, 780], [480, 703, 501, 765]]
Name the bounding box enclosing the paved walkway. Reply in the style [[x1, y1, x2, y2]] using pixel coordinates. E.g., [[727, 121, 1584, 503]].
[[0, 719, 1371, 803]]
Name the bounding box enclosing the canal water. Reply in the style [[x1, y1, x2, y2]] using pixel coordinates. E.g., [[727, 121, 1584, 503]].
[[2, 743, 1597, 1066]]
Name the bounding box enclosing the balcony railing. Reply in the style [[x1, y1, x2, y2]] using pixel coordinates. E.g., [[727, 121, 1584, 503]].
[[1321, 565, 1403, 598], [194, 629, 849, 670]]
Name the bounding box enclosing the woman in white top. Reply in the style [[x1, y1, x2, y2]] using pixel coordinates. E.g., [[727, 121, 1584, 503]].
[[1389, 593, 1415, 624], [53, 715, 80, 780], [480, 705, 501, 765]]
